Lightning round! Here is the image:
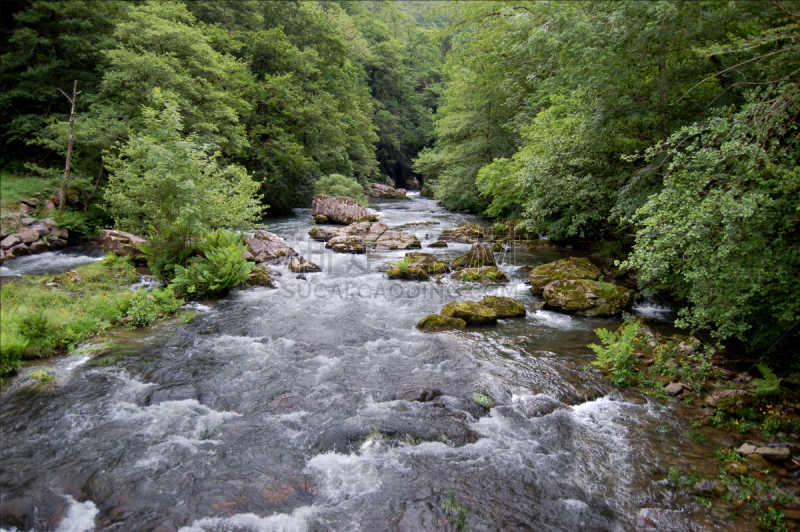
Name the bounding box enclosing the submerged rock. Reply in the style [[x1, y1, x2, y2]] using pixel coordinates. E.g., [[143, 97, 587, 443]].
[[437, 222, 489, 243], [451, 266, 508, 284], [427, 241, 448, 248], [451, 242, 496, 270], [529, 257, 601, 295], [311, 194, 378, 224], [387, 265, 430, 281], [415, 314, 467, 332], [365, 183, 409, 199], [480, 296, 526, 318], [396, 389, 443, 402], [308, 226, 341, 242], [542, 279, 633, 316], [440, 301, 498, 326], [100, 229, 146, 258]]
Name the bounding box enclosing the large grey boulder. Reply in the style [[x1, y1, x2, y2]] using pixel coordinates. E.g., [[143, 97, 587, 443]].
[[325, 222, 421, 253], [245, 230, 298, 264], [311, 194, 378, 224]]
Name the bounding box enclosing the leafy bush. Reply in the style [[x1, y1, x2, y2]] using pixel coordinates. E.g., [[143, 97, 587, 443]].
[[18, 309, 50, 341], [0, 330, 27, 377], [119, 287, 184, 327], [589, 321, 640, 387], [393, 256, 411, 274], [49, 206, 111, 239], [170, 230, 254, 299], [316, 174, 369, 206]]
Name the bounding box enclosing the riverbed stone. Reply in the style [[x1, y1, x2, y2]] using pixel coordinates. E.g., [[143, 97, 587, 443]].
[[756, 446, 790, 461], [437, 222, 489, 243], [451, 242, 496, 270], [311, 194, 378, 224], [427, 241, 448, 248], [387, 265, 430, 280], [664, 382, 686, 396], [542, 279, 633, 316], [480, 296, 526, 318], [722, 461, 749, 476], [441, 301, 499, 326], [19, 203, 35, 214], [529, 257, 602, 295], [246, 230, 298, 264], [100, 229, 147, 258], [6, 243, 30, 258], [396, 389, 443, 402], [366, 183, 409, 199], [289, 256, 322, 273], [1, 234, 21, 249], [325, 222, 420, 253], [737, 443, 759, 455], [451, 266, 508, 284], [692, 479, 727, 497], [28, 240, 48, 253], [404, 252, 450, 275], [416, 314, 467, 332], [17, 227, 40, 244], [705, 389, 760, 415], [308, 226, 341, 241], [246, 265, 276, 288]]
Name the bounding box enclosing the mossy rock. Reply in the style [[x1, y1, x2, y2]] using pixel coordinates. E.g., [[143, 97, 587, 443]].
[[387, 266, 431, 281], [441, 301, 498, 326], [246, 265, 276, 288], [451, 266, 508, 284], [542, 279, 633, 316], [416, 314, 466, 332], [480, 296, 526, 318], [404, 252, 451, 275], [313, 215, 329, 224], [492, 242, 504, 252], [529, 257, 601, 295], [452, 242, 496, 270], [705, 389, 760, 415]]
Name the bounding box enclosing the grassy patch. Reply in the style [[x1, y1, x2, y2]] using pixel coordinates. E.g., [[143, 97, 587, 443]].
[[0, 255, 183, 376], [0, 171, 56, 206]]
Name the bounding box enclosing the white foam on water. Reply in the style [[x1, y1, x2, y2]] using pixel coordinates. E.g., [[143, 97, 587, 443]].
[[529, 309, 576, 329], [177, 506, 315, 532], [305, 448, 408, 505], [55, 495, 98, 532], [183, 302, 213, 313], [0, 251, 104, 277]]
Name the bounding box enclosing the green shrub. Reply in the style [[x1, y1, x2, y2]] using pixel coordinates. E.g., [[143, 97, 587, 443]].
[[589, 321, 640, 387], [120, 287, 184, 327], [49, 206, 111, 239], [0, 330, 27, 376], [170, 230, 254, 299], [18, 309, 50, 341], [316, 174, 369, 206]]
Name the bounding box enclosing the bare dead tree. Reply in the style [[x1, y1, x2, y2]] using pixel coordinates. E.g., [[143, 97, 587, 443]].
[[57, 80, 81, 212]]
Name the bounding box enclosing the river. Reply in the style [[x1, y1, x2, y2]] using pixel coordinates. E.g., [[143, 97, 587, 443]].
[[1, 194, 731, 531]]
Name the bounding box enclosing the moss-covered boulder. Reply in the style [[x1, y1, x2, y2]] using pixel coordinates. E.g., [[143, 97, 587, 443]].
[[451, 266, 508, 284], [246, 265, 276, 288], [416, 314, 466, 332], [387, 266, 431, 281], [529, 257, 601, 295], [452, 242, 496, 270], [441, 301, 498, 326], [542, 279, 633, 316], [404, 252, 451, 275], [705, 389, 760, 415], [480, 296, 526, 318]]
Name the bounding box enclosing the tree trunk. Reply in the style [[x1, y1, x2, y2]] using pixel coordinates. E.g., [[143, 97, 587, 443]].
[[60, 80, 79, 212]]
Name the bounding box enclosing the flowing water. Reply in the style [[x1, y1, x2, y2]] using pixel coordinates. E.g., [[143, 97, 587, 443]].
[[1, 195, 740, 531]]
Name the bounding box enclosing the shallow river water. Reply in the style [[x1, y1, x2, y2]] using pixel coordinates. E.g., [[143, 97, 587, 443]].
[[1, 195, 739, 531]]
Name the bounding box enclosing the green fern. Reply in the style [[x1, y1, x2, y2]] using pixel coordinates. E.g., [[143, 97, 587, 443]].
[[752, 363, 781, 396]]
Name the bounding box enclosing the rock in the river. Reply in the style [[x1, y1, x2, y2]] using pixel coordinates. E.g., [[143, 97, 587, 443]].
[[451, 242, 496, 270], [100, 229, 146, 258], [737, 443, 759, 455], [415, 314, 467, 332], [722, 461, 749, 476], [246, 265, 276, 288], [529, 257, 602, 295], [387, 265, 430, 281], [28, 240, 48, 253], [441, 301, 498, 326], [6, 243, 30, 258], [451, 266, 508, 284], [437, 222, 489, 243], [427, 241, 448, 248], [664, 382, 686, 396], [404, 252, 450, 275], [289, 256, 322, 273], [308, 226, 341, 242], [396, 389, 443, 402], [16, 227, 40, 244], [365, 183, 409, 199], [542, 279, 633, 316], [705, 389, 760, 415], [480, 296, 526, 318], [692, 480, 727, 497], [245, 230, 298, 264], [311, 194, 378, 224], [325, 222, 420, 253]]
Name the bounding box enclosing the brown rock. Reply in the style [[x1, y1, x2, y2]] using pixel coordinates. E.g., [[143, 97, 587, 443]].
[[437, 222, 489, 243], [324, 222, 420, 253], [19, 203, 35, 214], [1, 234, 21, 249], [20, 217, 37, 226], [17, 227, 40, 244], [756, 446, 790, 461], [245, 230, 298, 265], [289, 256, 322, 273], [39, 218, 57, 228], [365, 183, 409, 199], [19, 197, 39, 207], [0, 226, 8, 238], [722, 461, 749, 476], [100, 229, 146, 258], [44, 200, 56, 211], [664, 382, 685, 396], [29, 223, 51, 236], [308, 226, 341, 242], [311, 194, 377, 225], [242, 251, 255, 262], [6, 243, 30, 258], [29, 240, 48, 253], [738, 443, 759, 455]]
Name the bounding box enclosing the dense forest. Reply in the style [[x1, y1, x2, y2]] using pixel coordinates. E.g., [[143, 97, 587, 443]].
[[1, 0, 798, 359]]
